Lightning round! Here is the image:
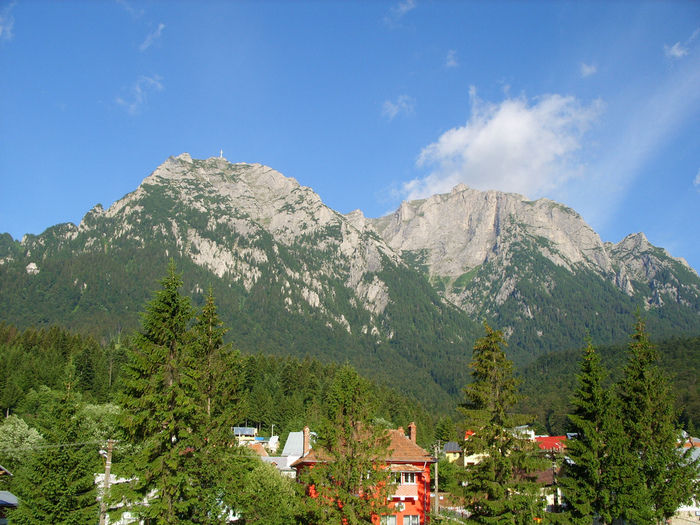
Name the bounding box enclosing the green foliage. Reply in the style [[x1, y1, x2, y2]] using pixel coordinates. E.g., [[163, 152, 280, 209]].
[[458, 323, 547, 523], [617, 316, 698, 521], [9, 384, 100, 525], [236, 462, 300, 525], [116, 260, 207, 523], [559, 319, 700, 524], [558, 340, 632, 523], [0, 415, 44, 471], [300, 365, 393, 525]]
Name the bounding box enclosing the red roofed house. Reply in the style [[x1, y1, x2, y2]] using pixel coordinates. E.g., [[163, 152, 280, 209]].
[[292, 422, 436, 525], [534, 435, 567, 453]]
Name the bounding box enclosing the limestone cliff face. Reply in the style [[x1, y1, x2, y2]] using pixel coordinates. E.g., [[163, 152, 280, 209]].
[[369, 184, 699, 316], [73, 154, 402, 336], [4, 155, 700, 367]]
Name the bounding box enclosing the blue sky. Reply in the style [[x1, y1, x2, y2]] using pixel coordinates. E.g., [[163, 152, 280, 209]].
[[1, 1, 700, 271]]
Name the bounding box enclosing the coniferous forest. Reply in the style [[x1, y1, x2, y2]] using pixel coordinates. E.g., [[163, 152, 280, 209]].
[[1, 262, 699, 523]]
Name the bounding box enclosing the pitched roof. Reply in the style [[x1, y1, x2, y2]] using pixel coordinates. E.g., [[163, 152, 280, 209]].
[[443, 441, 461, 453], [247, 442, 269, 457], [292, 427, 435, 467], [534, 435, 567, 451], [0, 490, 18, 508]]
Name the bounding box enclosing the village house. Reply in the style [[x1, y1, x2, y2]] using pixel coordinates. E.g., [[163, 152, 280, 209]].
[[292, 422, 436, 525]]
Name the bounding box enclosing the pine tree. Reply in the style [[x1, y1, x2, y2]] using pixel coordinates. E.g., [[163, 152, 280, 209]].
[[192, 288, 244, 442], [301, 364, 393, 525], [10, 367, 100, 525], [189, 288, 249, 523], [618, 316, 699, 522], [559, 339, 644, 524], [459, 323, 547, 524], [116, 260, 204, 524]]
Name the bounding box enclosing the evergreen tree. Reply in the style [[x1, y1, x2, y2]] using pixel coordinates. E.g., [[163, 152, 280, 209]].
[[116, 260, 204, 524], [189, 288, 249, 523], [618, 316, 698, 522], [459, 323, 546, 524], [9, 368, 100, 525], [559, 339, 644, 524], [300, 364, 393, 525]]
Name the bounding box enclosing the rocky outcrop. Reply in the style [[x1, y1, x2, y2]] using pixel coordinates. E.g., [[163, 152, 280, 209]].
[[370, 184, 699, 314]]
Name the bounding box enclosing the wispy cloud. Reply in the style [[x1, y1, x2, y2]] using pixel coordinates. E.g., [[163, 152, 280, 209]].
[[382, 95, 415, 120], [446, 50, 458, 68], [140, 23, 165, 51], [664, 28, 699, 60], [0, 2, 16, 43], [400, 89, 602, 201], [116, 0, 144, 19], [665, 42, 689, 60], [694, 169, 700, 189], [580, 62, 597, 78], [384, 0, 416, 25], [116, 76, 163, 115]]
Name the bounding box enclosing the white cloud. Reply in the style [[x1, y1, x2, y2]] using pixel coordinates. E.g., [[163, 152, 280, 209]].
[[140, 23, 165, 51], [0, 2, 16, 43], [116, 76, 163, 115], [665, 42, 689, 59], [664, 28, 699, 60], [580, 62, 597, 78], [446, 50, 458, 68], [384, 0, 416, 25], [694, 169, 700, 189], [402, 91, 602, 201], [116, 0, 144, 19], [382, 95, 415, 120]]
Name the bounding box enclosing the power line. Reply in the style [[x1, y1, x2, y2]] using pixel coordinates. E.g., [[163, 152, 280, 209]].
[[0, 440, 103, 453]]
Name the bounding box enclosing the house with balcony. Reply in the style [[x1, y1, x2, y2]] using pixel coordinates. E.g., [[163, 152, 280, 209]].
[[292, 422, 436, 525]]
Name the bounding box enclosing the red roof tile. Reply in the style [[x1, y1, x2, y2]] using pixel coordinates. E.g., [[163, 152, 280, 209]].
[[292, 427, 435, 467]]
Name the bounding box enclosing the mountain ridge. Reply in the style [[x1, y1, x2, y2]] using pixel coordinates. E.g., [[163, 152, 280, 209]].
[[1, 154, 699, 403]]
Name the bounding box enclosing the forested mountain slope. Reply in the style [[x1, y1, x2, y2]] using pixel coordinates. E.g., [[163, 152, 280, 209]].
[[0, 155, 477, 408], [517, 333, 700, 435], [371, 184, 700, 363], [1, 154, 699, 404]]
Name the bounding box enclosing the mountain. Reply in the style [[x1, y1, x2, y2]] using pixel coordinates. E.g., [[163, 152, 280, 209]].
[[0, 154, 477, 408], [370, 184, 700, 363], [1, 154, 699, 403]]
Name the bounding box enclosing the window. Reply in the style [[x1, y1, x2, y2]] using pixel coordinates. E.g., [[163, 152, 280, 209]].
[[403, 516, 420, 525], [402, 472, 416, 484], [381, 516, 397, 525]]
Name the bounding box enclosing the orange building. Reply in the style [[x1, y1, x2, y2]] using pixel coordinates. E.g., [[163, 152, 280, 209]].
[[292, 422, 436, 525]]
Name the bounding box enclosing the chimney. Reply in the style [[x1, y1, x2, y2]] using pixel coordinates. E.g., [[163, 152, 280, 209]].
[[303, 426, 310, 457], [408, 422, 417, 444]]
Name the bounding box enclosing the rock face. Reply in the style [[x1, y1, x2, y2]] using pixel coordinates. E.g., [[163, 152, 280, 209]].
[[82, 154, 405, 330], [1, 154, 699, 377], [369, 184, 699, 317]]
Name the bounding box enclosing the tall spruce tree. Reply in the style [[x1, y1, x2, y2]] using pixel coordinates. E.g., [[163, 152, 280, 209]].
[[459, 323, 546, 524], [117, 261, 204, 524], [300, 364, 393, 525], [618, 316, 698, 522], [189, 288, 249, 524], [10, 366, 100, 525], [559, 339, 645, 524]]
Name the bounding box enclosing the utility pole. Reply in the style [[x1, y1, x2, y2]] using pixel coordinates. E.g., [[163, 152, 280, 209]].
[[434, 441, 440, 517], [99, 439, 115, 525]]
